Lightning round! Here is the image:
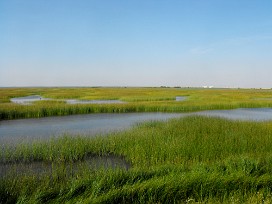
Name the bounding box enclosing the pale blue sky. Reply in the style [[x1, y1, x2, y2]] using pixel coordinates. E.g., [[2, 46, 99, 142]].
[[0, 0, 272, 88]]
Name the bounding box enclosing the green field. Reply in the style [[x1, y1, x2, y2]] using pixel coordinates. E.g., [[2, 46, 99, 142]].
[[1, 87, 272, 203], [1, 87, 272, 120]]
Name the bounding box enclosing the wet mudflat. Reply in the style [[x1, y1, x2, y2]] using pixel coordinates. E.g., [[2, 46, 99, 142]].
[[0, 155, 130, 177]]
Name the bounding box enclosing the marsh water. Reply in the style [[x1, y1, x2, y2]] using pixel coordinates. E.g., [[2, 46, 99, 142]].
[[1, 108, 272, 145], [197, 108, 272, 121], [10, 95, 186, 105], [10, 95, 125, 105], [1, 108, 272, 175], [176, 96, 187, 101], [10, 95, 50, 105], [0, 113, 187, 144]]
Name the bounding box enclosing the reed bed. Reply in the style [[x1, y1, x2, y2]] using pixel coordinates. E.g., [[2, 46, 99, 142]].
[[2, 87, 272, 202], [1, 87, 272, 120], [2, 116, 272, 203]]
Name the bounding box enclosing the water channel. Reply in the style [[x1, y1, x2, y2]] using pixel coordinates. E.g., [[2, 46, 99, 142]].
[[1, 108, 272, 145], [1, 108, 272, 176], [0, 113, 187, 144]]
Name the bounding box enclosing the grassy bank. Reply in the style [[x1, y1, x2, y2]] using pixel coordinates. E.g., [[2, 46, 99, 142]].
[[2, 116, 272, 203], [1, 87, 272, 120]]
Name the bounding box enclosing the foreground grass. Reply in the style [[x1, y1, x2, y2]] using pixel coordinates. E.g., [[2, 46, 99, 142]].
[[1, 87, 272, 120], [2, 116, 272, 203]]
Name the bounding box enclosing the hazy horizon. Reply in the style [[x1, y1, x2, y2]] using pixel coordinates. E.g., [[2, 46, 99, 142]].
[[1, 0, 272, 88]]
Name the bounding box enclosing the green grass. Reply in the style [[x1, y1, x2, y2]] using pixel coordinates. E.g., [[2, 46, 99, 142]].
[[2, 116, 272, 203], [1, 87, 272, 120], [2, 87, 272, 202]]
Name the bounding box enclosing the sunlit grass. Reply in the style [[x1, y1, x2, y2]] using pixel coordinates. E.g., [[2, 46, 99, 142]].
[[2, 116, 272, 202], [2, 87, 272, 202], [1, 87, 272, 120]]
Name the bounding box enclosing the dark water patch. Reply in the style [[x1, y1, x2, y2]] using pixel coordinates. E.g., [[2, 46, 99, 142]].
[[83, 154, 130, 170], [0, 161, 52, 177], [0, 155, 130, 178]]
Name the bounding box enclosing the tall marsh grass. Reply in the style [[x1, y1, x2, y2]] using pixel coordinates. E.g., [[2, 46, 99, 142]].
[[1, 87, 272, 120], [2, 116, 272, 202], [2, 87, 272, 202]]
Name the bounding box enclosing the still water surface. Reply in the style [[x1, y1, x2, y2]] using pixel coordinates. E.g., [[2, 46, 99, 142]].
[[1, 108, 272, 173], [0, 113, 186, 144], [10, 95, 125, 105], [1, 108, 272, 144], [197, 108, 272, 121]]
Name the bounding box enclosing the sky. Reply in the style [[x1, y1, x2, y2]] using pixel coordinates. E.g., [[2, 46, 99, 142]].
[[0, 0, 272, 88]]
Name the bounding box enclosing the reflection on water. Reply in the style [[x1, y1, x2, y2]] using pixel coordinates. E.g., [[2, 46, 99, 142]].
[[10, 95, 125, 105], [10, 95, 50, 105], [196, 108, 272, 121], [0, 113, 185, 145], [11, 95, 187, 105], [176, 96, 187, 101], [1, 108, 272, 174], [1, 109, 272, 145]]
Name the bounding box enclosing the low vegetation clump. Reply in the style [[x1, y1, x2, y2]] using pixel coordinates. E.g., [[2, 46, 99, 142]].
[[1, 116, 272, 203]]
